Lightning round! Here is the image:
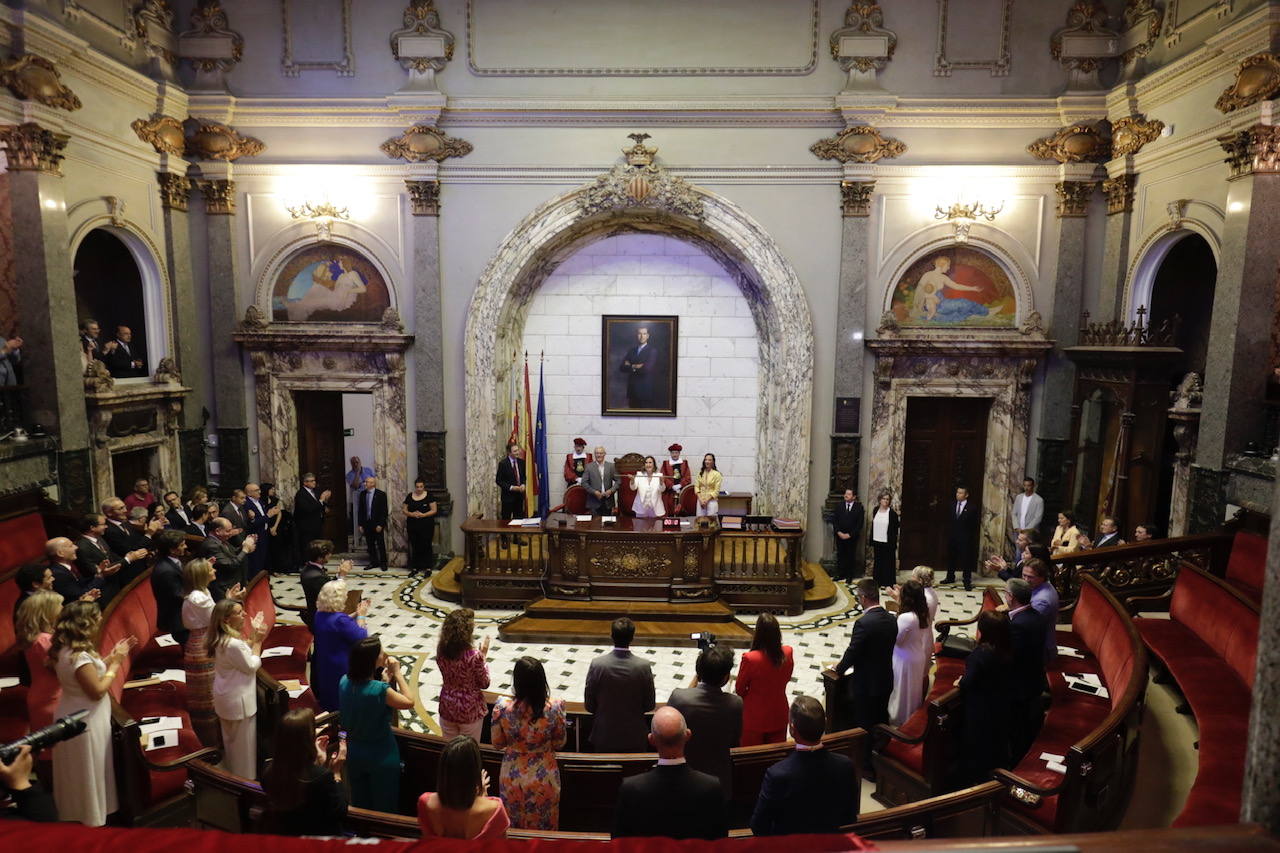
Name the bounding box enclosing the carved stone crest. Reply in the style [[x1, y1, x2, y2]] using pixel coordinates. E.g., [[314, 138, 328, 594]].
[[1027, 122, 1111, 163], [153, 356, 182, 385], [811, 125, 906, 163], [578, 134, 704, 220], [1215, 52, 1280, 114], [381, 124, 472, 163], [84, 359, 114, 393], [1171, 372, 1203, 411], [239, 304, 269, 331], [830, 2, 897, 74], [184, 119, 264, 161], [381, 307, 405, 331], [0, 54, 81, 111], [178, 1, 244, 74], [1019, 310, 1046, 336], [390, 0, 454, 74], [1110, 115, 1164, 157], [132, 114, 186, 156], [0, 123, 70, 175]]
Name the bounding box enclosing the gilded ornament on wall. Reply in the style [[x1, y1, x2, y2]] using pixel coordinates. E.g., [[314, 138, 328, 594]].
[[579, 134, 704, 220], [157, 172, 191, 212], [841, 181, 875, 217], [380, 124, 472, 162], [829, 2, 897, 73], [184, 119, 265, 161], [810, 125, 906, 163], [590, 549, 669, 578], [1120, 0, 1161, 65], [198, 178, 236, 215], [391, 0, 455, 73], [1049, 1, 1118, 74], [132, 114, 187, 156], [1218, 125, 1280, 180], [1110, 115, 1164, 157], [1055, 180, 1097, 217], [1027, 122, 1111, 163], [0, 54, 81, 111], [405, 180, 440, 216], [178, 0, 244, 73], [1214, 52, 1280, 114], [0, 123, 70, 175], [1102, 174, 1135, 214]]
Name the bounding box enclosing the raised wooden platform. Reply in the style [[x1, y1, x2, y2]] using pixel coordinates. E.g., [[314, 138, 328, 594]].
[[498, 596, 755, 648]]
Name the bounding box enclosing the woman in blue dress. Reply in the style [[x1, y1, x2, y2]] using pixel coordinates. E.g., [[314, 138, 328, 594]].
[[339, 636, 415, 812], [312, 579, 369, 711]]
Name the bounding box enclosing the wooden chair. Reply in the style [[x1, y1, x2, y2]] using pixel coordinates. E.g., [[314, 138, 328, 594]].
[[677, 482, 699, 516], [560, 484, 588, 514], [614, 452, 645, 516]]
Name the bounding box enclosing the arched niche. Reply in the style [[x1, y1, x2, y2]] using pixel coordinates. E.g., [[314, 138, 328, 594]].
[[1124, 209, 1223, 324], [464, 186, 814, 520]]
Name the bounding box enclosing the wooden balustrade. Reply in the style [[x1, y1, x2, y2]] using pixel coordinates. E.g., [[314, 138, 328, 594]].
[[1050, 532, 1232, 605]]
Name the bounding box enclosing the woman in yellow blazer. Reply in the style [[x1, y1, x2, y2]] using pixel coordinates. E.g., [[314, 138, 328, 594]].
[[1050, 510, 1083, 558], [695, 453, 723, 517]]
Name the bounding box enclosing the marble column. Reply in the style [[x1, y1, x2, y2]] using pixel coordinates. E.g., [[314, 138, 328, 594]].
[[408, 178, 451, 516], [158, 169, 207, 490], [1241, 472, 1280, 832], [1098, 173, 1136, 321], [1200, 126, 1280, 471], [197, 167, 248, 492], [0, 123, 91, 472]]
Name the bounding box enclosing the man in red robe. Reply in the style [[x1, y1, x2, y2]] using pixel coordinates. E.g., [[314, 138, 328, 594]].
[[564, 437, 591, 485], [660, 443, 692, 500]]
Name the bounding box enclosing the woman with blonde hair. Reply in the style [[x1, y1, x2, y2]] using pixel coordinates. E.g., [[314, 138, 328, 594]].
[[312, 578, 369, 711], [911, 566, 940, 625], [16, 591, 63, 765], [436, 607, 490, 741], [208, 597, 267, 778], [49, 600, 136, 825], [183, 558, 241, 745]]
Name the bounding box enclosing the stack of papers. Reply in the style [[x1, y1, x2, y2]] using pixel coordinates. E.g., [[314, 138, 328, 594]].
[[1057, 645, 1086, 659], [0, 676, 20, 690], [277, 678, 310, 699], [154, 634, 180, 647], [1040, 752, 1068, 774], [140, 716, 185, 751], [506, 517, 542, 527]]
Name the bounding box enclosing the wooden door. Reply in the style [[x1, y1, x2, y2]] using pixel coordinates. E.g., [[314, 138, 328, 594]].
[[295, 391, 347, 545], [899, 397, 990, 571]]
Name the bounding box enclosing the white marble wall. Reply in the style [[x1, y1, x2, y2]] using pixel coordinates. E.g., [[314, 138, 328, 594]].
[[521, 234, 759, 509]]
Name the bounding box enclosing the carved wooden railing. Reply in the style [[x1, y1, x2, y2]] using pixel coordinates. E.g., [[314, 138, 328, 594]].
[[714, 525, 805, 613], [460, 514, 547, 608], [1050, 531, 1233, 605]]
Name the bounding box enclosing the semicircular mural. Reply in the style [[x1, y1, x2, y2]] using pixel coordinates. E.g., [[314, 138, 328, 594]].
[[889, 245, 1017, 328], [270, 242, 392, 323]]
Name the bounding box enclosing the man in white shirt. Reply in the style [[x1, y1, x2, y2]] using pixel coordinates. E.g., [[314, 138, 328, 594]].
[[1010, 478, 1044, 551]]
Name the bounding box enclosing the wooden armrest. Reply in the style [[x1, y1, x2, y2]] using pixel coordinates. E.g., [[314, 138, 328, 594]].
[[936, 610, 982, 630], [1124, 588, 1173, 616], [821, 668, 839, 682], [875, 721, 925, 745], [143, 745, 221, 771], [993, 767, 1065, 799]]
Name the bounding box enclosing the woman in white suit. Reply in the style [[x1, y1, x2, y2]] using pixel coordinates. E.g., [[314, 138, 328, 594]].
[[629, 455, 666, 518], [208, 598, 267, 778]]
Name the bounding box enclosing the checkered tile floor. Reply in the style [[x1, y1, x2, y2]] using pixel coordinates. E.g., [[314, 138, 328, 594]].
[[270, 559, 997, 733]]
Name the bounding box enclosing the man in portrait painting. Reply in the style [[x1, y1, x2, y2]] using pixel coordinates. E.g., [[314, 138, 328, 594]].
[[620, 325, 658, 409]]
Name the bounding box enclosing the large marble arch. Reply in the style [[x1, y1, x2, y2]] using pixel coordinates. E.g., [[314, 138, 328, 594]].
[[464, 166, 814, 521]]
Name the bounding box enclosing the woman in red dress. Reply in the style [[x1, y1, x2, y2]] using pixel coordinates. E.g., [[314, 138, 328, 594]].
[[16, 590, 64, 769], [734, 613, 794, 746]]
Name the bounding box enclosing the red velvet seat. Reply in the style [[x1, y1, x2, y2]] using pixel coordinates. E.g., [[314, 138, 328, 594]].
[[242, 572, 312, 710], [118, 683, 205, 804], [0, 512, 49, 574], [1223, 530, 1266, 604]]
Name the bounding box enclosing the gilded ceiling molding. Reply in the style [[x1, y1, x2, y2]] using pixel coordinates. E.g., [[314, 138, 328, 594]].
[[1214, 53, 1280, 114], [841, 180, 875, 217], [405, 179, 440, 216], [579, 134, 703, 219], [380, 124, 472, 162], [198, 178, 236, 215], [1110, 114, 1164, 157], [1164, 0, 1231, 49], [810, 125, 906, 163], [391, 0, 454, 74], [134, 0, 178, 68], [830, 2, 896, 74], [1050, 1, 1119, 76], [1054, 180, 1097, 217], [281, 0, 354, 77], [0, 123, 71, 175], [0, 54, 82, 111], [935, 0, 1012, 77], [132, 114, 186, 156], [1027, 122, 1111, 164], [157, 172, 192, 212], [1119, 0, 1161, 66], [1217, 125, 1280, 180], [184, 119, 265, 161], [178, 1, 244, 74], [1102, 174, 1135, 214]]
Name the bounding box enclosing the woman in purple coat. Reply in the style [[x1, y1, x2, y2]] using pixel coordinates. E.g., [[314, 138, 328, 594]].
[[312, 579, 369, 711]]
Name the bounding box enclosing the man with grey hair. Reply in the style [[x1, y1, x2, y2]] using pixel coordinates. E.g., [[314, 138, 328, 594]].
[[1006, 576, 1047, 762], [612, 706, 726, 840], [199, 516, 256, 601], [46, 537, 114, 604], [580, 445, 619, 515]]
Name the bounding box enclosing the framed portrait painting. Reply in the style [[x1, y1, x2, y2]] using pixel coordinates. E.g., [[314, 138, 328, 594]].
[[601, 315, 678, 417]]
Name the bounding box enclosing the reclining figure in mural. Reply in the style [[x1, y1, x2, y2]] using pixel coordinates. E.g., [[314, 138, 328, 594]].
[[285, 255, 368, 322]]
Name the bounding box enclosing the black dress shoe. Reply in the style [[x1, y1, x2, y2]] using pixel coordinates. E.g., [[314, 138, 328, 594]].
[[964, 583, 973, 592], [942, 575, 956, 585]]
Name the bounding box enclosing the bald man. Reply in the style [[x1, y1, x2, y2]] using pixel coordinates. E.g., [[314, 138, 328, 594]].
[[46, 537, 116, 604], [612, 707, 727, 840]]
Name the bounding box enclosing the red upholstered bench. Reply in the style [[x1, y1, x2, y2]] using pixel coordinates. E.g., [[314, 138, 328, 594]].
[[1222, 530, 1266, 605], [1129, 563, 1259, 827], [241, 571, 314, 710]]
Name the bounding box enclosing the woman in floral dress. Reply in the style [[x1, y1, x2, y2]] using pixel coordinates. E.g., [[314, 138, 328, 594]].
[[489, 657, 567, 830]]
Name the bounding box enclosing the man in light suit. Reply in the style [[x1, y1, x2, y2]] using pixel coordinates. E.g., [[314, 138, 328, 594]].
[[1010, 478, 1044, 550], [750, 695, 859, 836], [585, 617, 655, 752], [581, 445, 620, 515], [356, 475, 389, 570], [943, 486, 980, 590], [666, 644, 743, 801]]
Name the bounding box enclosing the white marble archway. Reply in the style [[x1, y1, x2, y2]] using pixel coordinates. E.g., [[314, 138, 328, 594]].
[[464, 181, 814, 520]]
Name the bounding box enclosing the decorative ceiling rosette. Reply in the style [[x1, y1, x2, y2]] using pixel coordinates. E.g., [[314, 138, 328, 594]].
[[380, 124, 473, 162], [810, 125, 906, 163]]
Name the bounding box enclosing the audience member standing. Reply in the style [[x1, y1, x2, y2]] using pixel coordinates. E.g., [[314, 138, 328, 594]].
[[1005, 578, 1047, 763], [262, 708, 348, 836], [694, 453, 722, 517], [436, 608, 491, 741], [943, 486, 979, 590], [612, 707, 727, 840], [887, 580, 932, 726], [749, 696, 859, 836], [628, 456, 666, 518], [835, 579, 896, 762], [183, 558, 238, 746], [356, 476, 389, 570], [16, 591, 62, 765], [1023, 558, 1060, 661], [313, 580, 370, 712], [46, 537, 115, 604], [300, 541, 351, 629], [912, 566, 940, 624], [13, 563, 56, 620], [495, 442, 527, 526], [346, 457, 375, 546], [209, 598, 267, 779], [869, 492, 899, 587], [243, 483, 273, 578], [292, 474, 331, 551], [122, 477, 157, 513], [955, 611, 1013, 785], [340, 636, 414, 812], [667, 645, 742, 801], [831, 488, 864, 584], [403, 478, 438, 574], [221, 490, 249, 545], [735, 613, 794, 746], [150, 529, 189, 645], [490, 657, 567, 830], [164, 490, 201, 535], [584, 617, 655, 752], [199, 518, 256, 601], [1010, 478, 1044, 549], [261, 483, 295, 573], [417, 736, 510, 840], [50, 601, 136, 826], [102, 325, 144, 377]]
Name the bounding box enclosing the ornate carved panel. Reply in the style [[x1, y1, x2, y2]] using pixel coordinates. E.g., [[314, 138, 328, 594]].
[[1055, 181, 1098, 218], [811, 126, 905, 164], [830, 2, 897, 74], [133, 115, 186, 156], [934, 0, 1013, 77], [1028, 123, 1112, 164], [198, 179, 236, 215], [381, 125, 472, 163], [579, 135, 703, 219], [1164, 0, 1233, 48], [0, 123, 69, 175], [158, 173, 192, 212], [391, 0, 454, 74], [406, 179, 439, 216], [590, 548, 670, 578], [280, 0, 354, 77], [184, 120, 265, 162], [1111, 115, 1164, 157], [1218, 125, 1280, 180], [1214, 52, 1280, 114], [0, 54, 81, 110], [1102, 175, 1135, 215]]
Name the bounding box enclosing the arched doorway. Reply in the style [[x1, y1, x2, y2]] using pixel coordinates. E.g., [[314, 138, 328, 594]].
[[73, 228, 151, 377], [464, 164, 813, 522]]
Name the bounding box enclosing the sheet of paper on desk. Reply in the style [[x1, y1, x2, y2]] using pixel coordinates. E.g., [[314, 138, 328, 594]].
[[261, 646, 294, 658], [156, 668, 186, 683], [154, 634, 179, 647], [1056, 645, 1085, 658], [601, 516, 617, 523], [575, 515, 593, 522], [0, 677, 20, 690], [1075, 672, 1103, 686], [1039, 752, 1066, 763], [145, 730, 178, 751], [1046, 760, 1068, 774], [140, 716, 184, 735], [287, 686, 308, 698]]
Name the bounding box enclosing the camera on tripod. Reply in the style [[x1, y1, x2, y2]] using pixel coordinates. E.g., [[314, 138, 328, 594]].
[[690, 631, 717, 651], [0, 710, 89, 763]]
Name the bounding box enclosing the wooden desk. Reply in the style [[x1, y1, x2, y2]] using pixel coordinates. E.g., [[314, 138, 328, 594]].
[[716, 491, 753, 515], [544, 516, 717, 602]]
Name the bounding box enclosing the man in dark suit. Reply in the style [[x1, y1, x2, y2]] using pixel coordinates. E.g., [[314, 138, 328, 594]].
[[495, 442, 527, 521], [355, 475, 389, 570], [619, 325, 659, 409], [163, 490, 203, 535], [46, 537, 115, 604], [243, 482, 272, 577], [117, 507, 162, 586], [1080, 516, 1125, 550], [150, 530, 190, 644], [75, 514, 147, 606], [199, 517, 256, 600], [221, 489, 248, 547], [750, 695, 859, 835], [292, 473, 331, 551], [831, 488, 864, 583], [836, 578, 897, 771], [101, 325, 145, 377], [1005, 577, 1048, 763], [584, 617, 656, 752], [666, 644, 742, 801], [943, 486, 980, 590], [299, 540, 351, 629], [101, 497, 136, 557], [612, 706, 727, 840]]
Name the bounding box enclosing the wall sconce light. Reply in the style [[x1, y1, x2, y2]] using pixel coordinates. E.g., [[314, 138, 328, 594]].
[[934, 200, 1003, 243], [288, 200, 350, 240]]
